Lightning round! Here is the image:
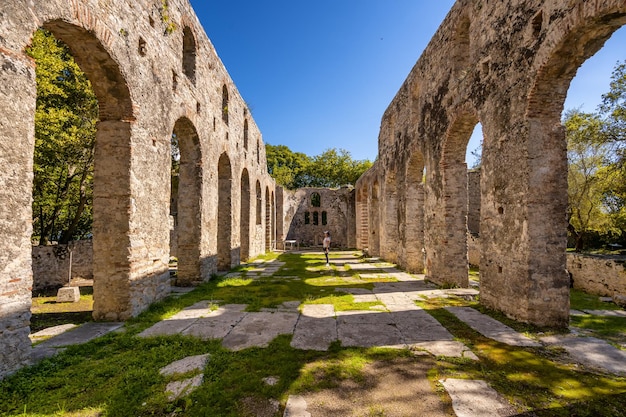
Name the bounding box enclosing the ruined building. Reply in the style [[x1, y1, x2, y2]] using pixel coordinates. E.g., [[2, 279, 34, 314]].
[[2, 0, 625, 379]]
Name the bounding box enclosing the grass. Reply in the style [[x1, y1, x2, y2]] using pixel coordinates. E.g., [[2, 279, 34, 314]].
[[4, 251, 626, 416]]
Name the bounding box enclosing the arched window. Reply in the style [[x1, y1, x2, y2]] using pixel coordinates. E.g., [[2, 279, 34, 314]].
[[304, 211, 310, 225], [311, 192, 321, 207], [313, 211, 319, 225], [322, 211, 327, 225], [222, 85, 229, 124], [182, 27, 196, 84], [244, 119, 249, 150], [255, 180, 262, 225]]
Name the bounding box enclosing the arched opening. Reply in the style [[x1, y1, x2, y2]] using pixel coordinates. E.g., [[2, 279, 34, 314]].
[[255, 180, 262, 226], [218, 153, 232, 271], [240, 169, 251, 262], [182, 26, 196, 84], [243, 119, 249, 151], [498, 3, 626, 326], [172, 118, 202, 285], [426, 111, 477, 288], [311, 192, 321, 207], [32, 21, 136, 321], [271, 191, 276, 251]]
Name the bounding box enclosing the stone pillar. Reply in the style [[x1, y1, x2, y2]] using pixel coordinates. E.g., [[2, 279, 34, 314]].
[[0, 50, 35, 379], [380, 175, 399, 263], [480, 119, 569, 327], [424, 158, 469, 288], [405, 183, 425, 273], [92, 120, 134, 321]]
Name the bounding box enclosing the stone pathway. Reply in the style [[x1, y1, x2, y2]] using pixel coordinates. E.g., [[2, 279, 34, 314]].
[[31, 252, 626, 416]]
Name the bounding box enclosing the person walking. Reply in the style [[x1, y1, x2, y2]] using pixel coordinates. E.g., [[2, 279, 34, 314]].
[[323, 231, 331, 266]]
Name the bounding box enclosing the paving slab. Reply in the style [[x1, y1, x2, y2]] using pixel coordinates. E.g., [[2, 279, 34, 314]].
[[413, 341, 479, 359], [30, 323, 77, 341], [439, 379, 517, 417], [182, 311, 247, 340], [165, 374, 204, 401], [138, 317, 198, 337], [35, 322, 123, 348], [582, 309, 626, 317], [291, 304, 337, 351], [159, 354, 210, 376], [540, 335, 626, 375], [222, 311, 299, 351], [337, 310, 404, 347], [393, 309, 455, 343], [446, 307, 541, 347]]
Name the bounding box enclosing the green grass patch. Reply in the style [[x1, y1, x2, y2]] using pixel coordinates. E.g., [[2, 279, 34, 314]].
[[570, 289, 622, 311]]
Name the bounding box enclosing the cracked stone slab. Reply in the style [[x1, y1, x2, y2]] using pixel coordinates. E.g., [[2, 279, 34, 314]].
[[160, 354, 210, 376], [138, 318, 198, 338], [413, 341, 478, 359], [440, 379, 517, 417], [540, 335, 626, 375], [581, 309, 626, 317], [446, 307, 541, 347], [222, 311, 299, 351], [182, 311, 247, 340], [165, 374, 204, 401], [30, 323, 77, 341]]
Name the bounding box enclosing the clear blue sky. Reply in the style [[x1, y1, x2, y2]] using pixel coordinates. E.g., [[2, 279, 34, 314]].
[[189, 1, 625, 165]]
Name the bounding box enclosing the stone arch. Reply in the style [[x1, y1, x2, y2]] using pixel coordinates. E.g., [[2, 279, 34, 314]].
[[172, 117, 202, 285], [240, 169, 251, 262], [218, 153, 232, 271], [492, 1, 626, 326], [35, 21, 138, 321], [404, 151, 425, 273], [425, 110, 477, 287], [182, 26, 196, 84]]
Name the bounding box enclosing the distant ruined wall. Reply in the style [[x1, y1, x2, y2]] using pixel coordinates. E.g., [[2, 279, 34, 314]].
[[567, 253, 626, 299], [355, 0, 626, 327], [280, 187, 356, 249], [0, 0, 274, 378], [32, 241, 94, 292]]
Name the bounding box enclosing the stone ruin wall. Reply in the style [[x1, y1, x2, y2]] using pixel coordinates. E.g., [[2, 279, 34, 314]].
[[567, 253, 626, 302], [277, 187, 356, 249], [356, 0, 626, 327], [0, 0, 275, 378], [32, 241, 93, 292]]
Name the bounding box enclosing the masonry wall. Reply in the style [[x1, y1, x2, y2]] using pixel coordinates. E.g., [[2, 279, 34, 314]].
[[32, 241, 93, 292], [0, 0, 274, 378], [567, 253, 626, 299], [355, 0, 626, 327], [280, 187, 356, 249]]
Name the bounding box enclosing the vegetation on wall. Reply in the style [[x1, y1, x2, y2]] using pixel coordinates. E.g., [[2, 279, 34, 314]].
[[566, 60, 626, 251], [266, 144, 372, 189], [26, 29, 98, 245]]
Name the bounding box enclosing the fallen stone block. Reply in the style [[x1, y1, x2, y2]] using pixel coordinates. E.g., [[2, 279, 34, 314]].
[[56, 286, 80, 303]]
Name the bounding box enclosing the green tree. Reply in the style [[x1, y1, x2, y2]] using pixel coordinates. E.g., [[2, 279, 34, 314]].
[[307, 148, 372, 188], [266, 145, 372, 189], [27, 29, 98, 244], [565, 110, 612, 251], [265, 144, 311, 189]]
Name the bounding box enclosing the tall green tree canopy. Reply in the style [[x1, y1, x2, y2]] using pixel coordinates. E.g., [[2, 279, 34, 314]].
[[266, 144, 372, 189], [565, 60, 626, 250], [27, 29, 98, 245]]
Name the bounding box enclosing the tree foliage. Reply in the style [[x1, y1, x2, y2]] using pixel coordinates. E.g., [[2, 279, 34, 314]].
[[566, 60, 626, 250], [266, 144, 372, 189], [27, 29, 98, 244]]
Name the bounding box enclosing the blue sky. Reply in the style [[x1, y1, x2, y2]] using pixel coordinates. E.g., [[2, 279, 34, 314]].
[[190, 1, 625, 165]]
